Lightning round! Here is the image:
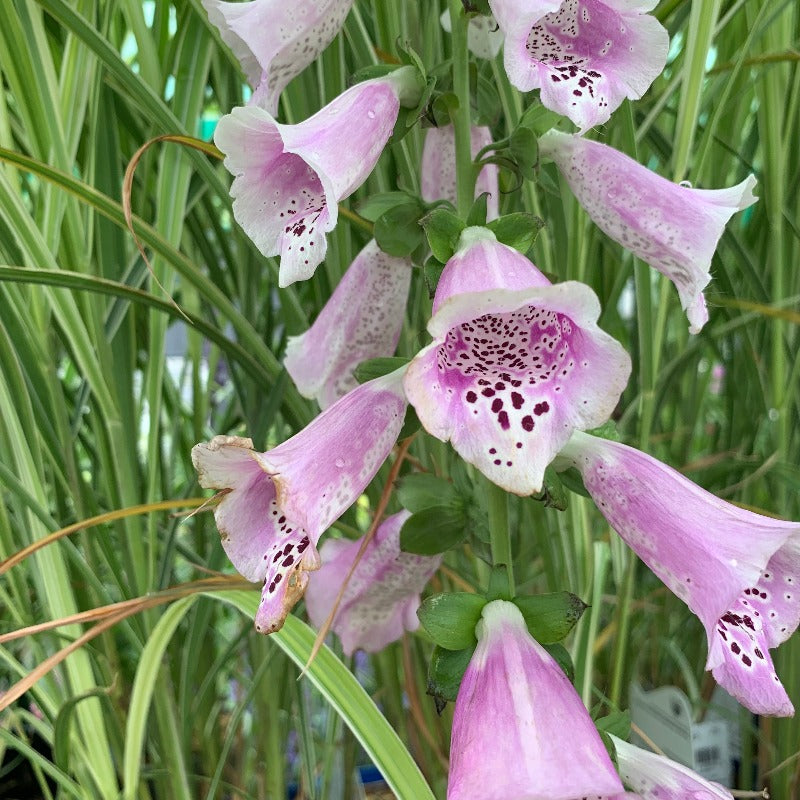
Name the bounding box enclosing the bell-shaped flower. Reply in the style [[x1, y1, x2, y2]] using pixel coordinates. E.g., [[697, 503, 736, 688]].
[[202, 0, 354, 115], [215, 69, 419, 287], [305, 511, 442, 655], [421, 125, 500, 221], [283, 239, 412, 409], [610, 735, 734, 799], [559, 431, 800, 716], [487, 0, 668, 130], [191, 371, 407, 634], [440, 9, 504, 60], [403, 226, 630, 496], [539, 129, 758, 333], [448, 599, 625, 800]]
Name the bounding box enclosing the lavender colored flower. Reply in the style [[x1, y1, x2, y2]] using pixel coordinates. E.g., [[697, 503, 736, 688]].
[[611, 735, 734, 799], [284, 239, 412, 409], [215, 69, 418, 287], [421, 125, 500, 221], [448, 600, 625, 800], [403, 226, 630, 496], [487, 0, 668, 130], [305, 511, 442, 655], [202, 0, 354, 115], [559, 431, 800, 716], [191, 371, 407, 634], [539, 130, 758, 333]]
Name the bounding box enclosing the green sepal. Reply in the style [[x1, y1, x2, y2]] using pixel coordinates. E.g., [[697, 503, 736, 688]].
[[357, 191, 418, 222], [399, 405, 421, 440], [423, 256, 446, 298], [399, 506, 468, 555], [486, 212, 545, 254], [420, 207, 465, 263], [427, 644, 475, 713], [350, 64, 402, 84], [396, 473, 460, 513], [532, 466, 568, 510], [429, 91, 460, 127], [509, 125, 538, 181], [543, 642, 574, 682], [518, 104, 562, 137], [595, 710, 631, 740], [513, 591, 588, 644], [374, 201, 426, 257], [417, 592, 487, 650], [485, 565, 513, 601], [557, 467, 591, 499], [353, 357, 409, 384], [466, 193, 489, 227]]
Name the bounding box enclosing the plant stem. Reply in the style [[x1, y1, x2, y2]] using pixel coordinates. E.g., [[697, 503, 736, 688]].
[[447, 0, 475, 217], [487, 479, 515, 596]]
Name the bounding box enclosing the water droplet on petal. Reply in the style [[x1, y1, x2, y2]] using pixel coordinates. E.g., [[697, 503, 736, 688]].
[[367, 110, 376, 119], [679, 180, 693, 189], [334, 457, 345, 468]]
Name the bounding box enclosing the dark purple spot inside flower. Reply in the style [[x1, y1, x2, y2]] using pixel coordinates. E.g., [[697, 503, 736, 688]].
[[534, 401, 550, 416], [522, 416, 534, 432], [466, 391, 477, 403], [491, 398, 503, 413], [511, 392, 524, 409], [497, 411, 510, 430]]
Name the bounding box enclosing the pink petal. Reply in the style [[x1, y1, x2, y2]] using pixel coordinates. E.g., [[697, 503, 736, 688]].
[[305, 511, 442, 655], [448, 600, 624, 800], [747, 537, 800, 647], [215, 78, 403, 286], [490, 0, 668, 130], [284, 239, 412, 408], [202, 0, 354, 115], [404, 229, 630, 495], [539, 130, 758, 332], [421, 125, 500, 221], [611, 735, 735, 800]]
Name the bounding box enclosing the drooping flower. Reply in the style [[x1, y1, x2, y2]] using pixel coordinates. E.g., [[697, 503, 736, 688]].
[[305, 511, 442, 655], [191, 371, 407, 634], [539, 129, 758, 333], [448, 600, 625, 800], [421, 125, 500, 221], [440, 9, 504, 60], [610, 735, 734, 799], [283, 239, 412, 409], [487, 0, 669, 130], [202, 0, 354, 115], [403, 226, 631, 496], [215, 68, 419, 287], [559, 431, 800, 716]]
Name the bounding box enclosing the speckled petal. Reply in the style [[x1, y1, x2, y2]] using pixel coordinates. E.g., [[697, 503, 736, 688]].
[[305, 511, 442, 655], [559, 431, 800, 715], [284, 239, 412, 408], [448, 600, 624, 800], [421, 126, 500, 221], [610, 735, 734, 800], [259, 370, 407, 538], [489, 0, 668, 129], [202, 0, 354, 115], [539, 130, 758, 332], [215, 78, 404, 286], [404, 229, 631, 496], [440, 10, 504, 60]]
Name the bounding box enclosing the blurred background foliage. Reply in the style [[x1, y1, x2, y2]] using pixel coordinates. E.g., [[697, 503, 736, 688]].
[[0, 0, 798, 797]]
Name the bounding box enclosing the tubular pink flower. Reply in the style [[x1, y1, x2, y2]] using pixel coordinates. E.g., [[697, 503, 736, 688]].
[[403, 227, 631, 496], [191, 371, 407, 634], [215, 71, 416, 287], [539, 130, 758, 333], [202, 0, 354, 115], [421, 125, 500, 221], [448, 600, 625, 800], [305, 511, 442, 655], [440, 10, 504, 60], [283, 239, 412, 409], [487, 0, 668, 130], [610, 735, 734, 799], [560, 431, 800, 716]]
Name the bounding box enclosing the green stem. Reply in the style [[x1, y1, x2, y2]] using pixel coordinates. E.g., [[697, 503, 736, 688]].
[[447, 0, 475, 217], [487, 479, 515, 596]]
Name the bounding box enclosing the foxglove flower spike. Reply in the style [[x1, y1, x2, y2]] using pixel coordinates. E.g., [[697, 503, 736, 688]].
[[305, 511, 442, 655], [539, 130, 758, 333], [559, 431, 800, 715], [404, 227, 630, 495], [192, 371, 407, 633]]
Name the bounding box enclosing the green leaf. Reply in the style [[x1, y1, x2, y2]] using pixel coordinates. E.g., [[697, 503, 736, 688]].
[[430, 91, 460, 127], [595, 710, 631, 740], [420, 207, 465, 262], [396, 473, 460, 513], [356, 191, 417, 223], [399, 505, 469, 555], [399, 404, 422, 440], [513, 592, 588, 644], [533, 466, 568, 510], [518, 103, 562, 136], [427, 645, 475, 712], [423, 256, 446, 298], [543, 642, 575, 683], [509, 125, 539, 180], [53, 687, 113, 772], [353, 356, 410, 384], [557, 467, 591, 499], [417, 592, 487, 650], [486, 212, 545, 254], [374, 201, 426, 257]]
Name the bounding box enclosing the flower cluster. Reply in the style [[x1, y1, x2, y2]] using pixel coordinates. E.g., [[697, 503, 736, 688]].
[[193, 2, 793, 798]]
